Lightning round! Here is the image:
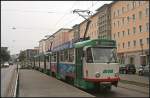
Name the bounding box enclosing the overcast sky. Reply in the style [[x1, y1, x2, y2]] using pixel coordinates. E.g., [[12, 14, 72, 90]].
[[1, 1, 112, 55]]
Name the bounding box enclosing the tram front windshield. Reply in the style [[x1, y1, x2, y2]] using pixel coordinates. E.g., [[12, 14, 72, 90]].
[[86, 47, 117, 63]]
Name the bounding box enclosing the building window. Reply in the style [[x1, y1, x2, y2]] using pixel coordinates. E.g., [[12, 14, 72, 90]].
[[122, 18, 124, 25], [133, 40, 136, 46], [128, 41, 130, 47], [118, 21, 120, 27], [117, 9, 119, 16], [140, 39, 143, 45], [127, 16, 130, 22], [139, 11, 142, 20], [123, 42, 125, 48], [114, 34, 115, 39], [118, 43, 120, 48], [127, 4, 129, 11], [147, 38, 149, 44], [146, 8, 149, 16], [122, 31, 125, 36], [132, 1, 136, 9], [139, 1, 141, 6], [128, 29, 130, 35], [122, 7, 125, 13], [133, 27, 136, 34], [146, 23, 149, 32], [139, 25, 142, 32], [118, 32, 120, 37], [132, 14, 135, 21], [113, 11, 116, 18]]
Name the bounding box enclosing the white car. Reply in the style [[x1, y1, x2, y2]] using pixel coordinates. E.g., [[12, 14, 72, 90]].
[[4, 62, 9, 67]]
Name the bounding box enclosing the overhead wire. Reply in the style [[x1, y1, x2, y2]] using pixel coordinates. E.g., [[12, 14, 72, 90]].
[[52, 1, 79, 29], [61, 1, 100, 28], [51, 1, 103, 33]]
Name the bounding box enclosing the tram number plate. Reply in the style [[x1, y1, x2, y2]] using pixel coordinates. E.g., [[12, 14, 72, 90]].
[[103, 69, 113, 73]]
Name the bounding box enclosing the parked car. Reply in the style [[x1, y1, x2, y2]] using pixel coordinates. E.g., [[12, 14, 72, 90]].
[[9, 62, 13, 65], [138, 65, 149, 76], [119, 64, 136, 74], [138, 65, 144, 75], [4, 62, 9, 67], [119, 64, 126, 74]]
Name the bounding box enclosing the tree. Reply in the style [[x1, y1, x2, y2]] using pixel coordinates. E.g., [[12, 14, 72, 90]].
[[18, 51, 26, 62], [0, 47, 10, 64]]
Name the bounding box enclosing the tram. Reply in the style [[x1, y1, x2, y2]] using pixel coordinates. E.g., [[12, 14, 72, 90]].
[[32, 38, 120, 90]]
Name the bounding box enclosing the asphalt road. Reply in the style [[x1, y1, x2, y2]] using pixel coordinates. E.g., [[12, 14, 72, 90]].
[[18, 69, 149, 97], [86, 82, 149, 97], [1, 65, 17, 97]]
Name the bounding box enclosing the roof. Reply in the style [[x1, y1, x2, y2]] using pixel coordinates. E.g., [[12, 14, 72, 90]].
[[74, 39, 116, 48], [53, 28, 71, 36], [39, 38, 46, 42], [96, 4, 109, 11]]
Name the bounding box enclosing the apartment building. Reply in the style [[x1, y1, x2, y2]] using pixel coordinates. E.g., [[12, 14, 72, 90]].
[[96, 4, 111, 39], [34, 46, 39, 54], [24, 49, 39, 60], [39, 38, 46, 53], [52, 28, 70, 51], [79, 12, 99, 40], [72, 24, 80, 43], [111, 1, 149, 67]]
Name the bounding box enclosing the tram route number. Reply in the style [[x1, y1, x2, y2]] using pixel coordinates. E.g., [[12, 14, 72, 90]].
[[103, 69, 113, 73]]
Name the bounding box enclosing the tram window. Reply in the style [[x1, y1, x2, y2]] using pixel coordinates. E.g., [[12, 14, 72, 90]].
[[64, 50, 68, 62], [46, 56, 49, 62], [86, 48, 93, 63], [54, 53, 56, 62], [51, 53, 56, 62], [40, 56, 44, 62], [60, 51, 64, 62], [68, 48, 74, 62]]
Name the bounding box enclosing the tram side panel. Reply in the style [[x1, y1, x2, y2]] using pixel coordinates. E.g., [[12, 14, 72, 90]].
[[46, 55, 51, 74], [51, 52, 57, 77]]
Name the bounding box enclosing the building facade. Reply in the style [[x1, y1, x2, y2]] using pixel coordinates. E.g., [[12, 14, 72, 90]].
[[79, 12, 99, 40], [52, 28, 70, 51], [39, 39, 46, 53], [111, 1, 149, 68], [96, 4, 112, 39], [24, 49, 39, 60], [72, 24, 80, 43]]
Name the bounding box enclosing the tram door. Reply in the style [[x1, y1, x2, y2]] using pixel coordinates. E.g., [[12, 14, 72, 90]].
[[44, 56, 46, 72], [75, 48, 83, 81]]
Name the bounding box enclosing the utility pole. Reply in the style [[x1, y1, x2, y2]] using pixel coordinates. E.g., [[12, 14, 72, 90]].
[[73, 9, 93, 41]]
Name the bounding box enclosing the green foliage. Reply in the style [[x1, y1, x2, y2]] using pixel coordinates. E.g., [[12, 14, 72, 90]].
[[0, 48, 10, 63], [18, 51, 26, 62]]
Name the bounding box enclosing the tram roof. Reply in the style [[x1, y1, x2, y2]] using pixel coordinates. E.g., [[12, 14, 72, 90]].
[[74, 39, 116, 48]]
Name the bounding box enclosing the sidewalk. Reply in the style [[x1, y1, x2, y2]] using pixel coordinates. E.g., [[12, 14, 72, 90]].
[[18, 69, 94, 97], [119, 74, 149, 87]]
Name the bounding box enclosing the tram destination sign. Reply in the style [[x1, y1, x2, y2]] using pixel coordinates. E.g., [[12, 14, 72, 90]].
[[98, 41, 116, 47]]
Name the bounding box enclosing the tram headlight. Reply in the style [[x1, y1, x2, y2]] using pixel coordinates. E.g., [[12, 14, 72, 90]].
[[95, 72, 100, 78], [115, 72, 119, 77]]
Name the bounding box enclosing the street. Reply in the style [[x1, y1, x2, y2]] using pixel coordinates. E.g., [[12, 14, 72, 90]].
[[1, 65, 17, 97], [87, 82, 149, 97]]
